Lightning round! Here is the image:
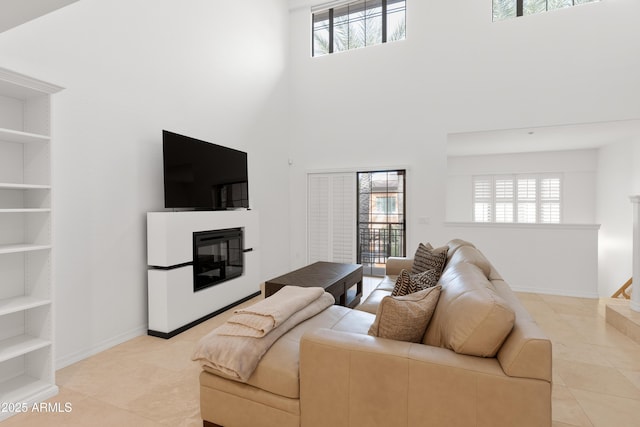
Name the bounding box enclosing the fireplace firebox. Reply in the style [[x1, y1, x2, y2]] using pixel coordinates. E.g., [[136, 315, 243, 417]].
[[193, 228, 244, 292]]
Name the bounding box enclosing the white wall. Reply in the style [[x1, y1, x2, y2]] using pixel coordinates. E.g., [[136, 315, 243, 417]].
[[288, 1, 640, 294], [446, 149, 598, 223], [596, 140, 640, 297], [445, 223, 600, 297], [0, 0, 290, 367]]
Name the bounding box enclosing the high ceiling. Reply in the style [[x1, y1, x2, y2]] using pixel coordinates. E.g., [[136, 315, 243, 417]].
[[447, 119, 640, 157], [2, 0, 637, 159], [0, 0, 80, 34]]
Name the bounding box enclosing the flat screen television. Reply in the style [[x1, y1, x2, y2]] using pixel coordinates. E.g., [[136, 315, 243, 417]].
[[163, 130, 249, 210]]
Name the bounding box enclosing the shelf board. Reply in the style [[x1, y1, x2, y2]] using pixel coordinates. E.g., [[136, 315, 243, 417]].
[[0, 375, 58, 419], [0, 244, 51, 255], [0, 335, 51, 364], [0, 209, 50, 213], [0, 128, 49, 144], [0, 296, 51, 316], [0, 183, 50, 190]]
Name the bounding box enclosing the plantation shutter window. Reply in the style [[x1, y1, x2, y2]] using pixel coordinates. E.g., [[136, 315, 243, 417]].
[[473, 177, 492, 223], [308, 175, 330, 263], [517, 177, 537, 223], [540, 176, 561, 223], [494, 177, 514, 223], [472, 174, 562, 224], [308, 173, 357, 264]]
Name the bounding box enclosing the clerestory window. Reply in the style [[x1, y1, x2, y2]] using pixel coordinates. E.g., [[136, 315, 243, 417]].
[[493, 0, 599, 22], [473, 174, 562, 224], [312, 0, 406, 57]]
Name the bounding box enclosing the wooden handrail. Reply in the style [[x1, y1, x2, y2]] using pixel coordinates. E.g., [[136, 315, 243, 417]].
[[612, 278, 632, 299]]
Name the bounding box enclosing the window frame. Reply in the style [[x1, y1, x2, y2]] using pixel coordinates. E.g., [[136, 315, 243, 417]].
[[472, 173, 563, 224], [312, 0, 406, 57], [493, 0, 599, 21]]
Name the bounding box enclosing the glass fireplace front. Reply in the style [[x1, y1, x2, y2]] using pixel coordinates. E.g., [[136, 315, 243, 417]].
[[193, 228, 243, 292]]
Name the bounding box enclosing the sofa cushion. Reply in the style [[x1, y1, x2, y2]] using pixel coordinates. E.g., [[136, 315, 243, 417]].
[[356, 288, 390, 314], [446, 238, 476, 260], [331, 309, 376, 334], [368, 285, 442, 343], [444, 244, 503, 280], [237, 305, 352, 399], [423, 263, 515, 357], [376, 275, 397, 292], [391, 269, 439, 296], [411, 243, 447, 276], [355, 275, 395, 314]]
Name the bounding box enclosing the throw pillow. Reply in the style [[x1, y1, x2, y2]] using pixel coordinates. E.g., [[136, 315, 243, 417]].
[[368, 285, 442, 343], [411, 243, 447, 276], [391, 269, 439, 297]]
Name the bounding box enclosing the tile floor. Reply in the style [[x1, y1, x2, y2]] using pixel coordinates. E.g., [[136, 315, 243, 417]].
[[3, 278, 640, 427]]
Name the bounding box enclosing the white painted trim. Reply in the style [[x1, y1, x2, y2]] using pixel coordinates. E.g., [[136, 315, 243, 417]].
[[512, 286, 599, 299], [55, 325, 147, 370], [306, 164, 411, 175], [0, 67, 63, 95], [445, 221, 601, 231]]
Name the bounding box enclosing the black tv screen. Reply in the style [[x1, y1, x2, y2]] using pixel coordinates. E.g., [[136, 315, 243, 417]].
[[163, 130, 249, 210]]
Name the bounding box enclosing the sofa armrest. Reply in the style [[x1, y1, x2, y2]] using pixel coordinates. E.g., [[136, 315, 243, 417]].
[[385, 257, 413, 276], [300, 329, 551, 427]]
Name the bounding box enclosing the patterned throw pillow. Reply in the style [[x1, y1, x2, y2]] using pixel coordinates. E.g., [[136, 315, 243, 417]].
[[368, 285, 442, 343], [391, 269, 439, 297], [411, 243, 447, 277]]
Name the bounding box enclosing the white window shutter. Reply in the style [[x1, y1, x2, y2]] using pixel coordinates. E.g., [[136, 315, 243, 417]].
[[331, 174, 356, 263], [308, 173, 356, 264], [473, 176, 492, 222], [308, 175, 330, 263], [473, 173, 562, 224]]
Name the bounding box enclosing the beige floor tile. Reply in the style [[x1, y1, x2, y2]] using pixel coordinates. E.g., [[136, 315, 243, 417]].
[[515, 291, 545, 301], [554, 422, 589, 427], [520, 299, 557, 317], [127, 375, 201, 425], [554, 368, 567, 387], [570, 388, 640, 427], [595, 343, 640, 371], [2, 394, 163, 427], [552, 384, 593, 426], [619, 369, 640, 392], [539, 295, 600, 317], [552, 341, 613, 367], [555, 360, 640, 400]]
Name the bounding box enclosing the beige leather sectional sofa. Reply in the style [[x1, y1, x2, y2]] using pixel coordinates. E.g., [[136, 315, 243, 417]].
[[198, 240, 552, 427]]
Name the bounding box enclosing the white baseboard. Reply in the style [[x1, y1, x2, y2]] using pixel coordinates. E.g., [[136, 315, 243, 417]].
[[511, 286, 600, 299], [55, 324, 148, 370]]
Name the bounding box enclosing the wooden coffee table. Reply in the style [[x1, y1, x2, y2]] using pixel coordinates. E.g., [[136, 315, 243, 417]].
[[264, 261, 363, 308]]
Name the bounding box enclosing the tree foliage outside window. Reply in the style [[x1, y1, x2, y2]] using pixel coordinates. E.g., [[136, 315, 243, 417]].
[[493, 0, 598, 21], [313, 0, 406, 57]]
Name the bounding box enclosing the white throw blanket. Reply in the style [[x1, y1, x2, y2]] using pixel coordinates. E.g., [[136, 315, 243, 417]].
[[192, 288, 333, 382], [218, 285, 325, 338]]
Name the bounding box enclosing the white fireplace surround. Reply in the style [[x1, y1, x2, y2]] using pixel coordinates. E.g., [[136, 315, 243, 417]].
[[147, 210, 260, 337]]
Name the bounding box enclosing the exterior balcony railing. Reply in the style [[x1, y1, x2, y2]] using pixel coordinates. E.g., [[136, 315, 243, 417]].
[[358, 222, 405, 266]]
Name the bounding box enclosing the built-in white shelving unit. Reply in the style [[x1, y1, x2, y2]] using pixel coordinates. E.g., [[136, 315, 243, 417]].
[[0, 67, 62, 420]]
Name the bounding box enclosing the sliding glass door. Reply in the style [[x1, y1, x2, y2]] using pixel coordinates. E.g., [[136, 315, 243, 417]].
[[357, 170, 406, 276]]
